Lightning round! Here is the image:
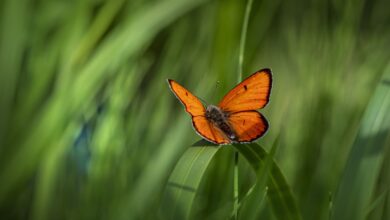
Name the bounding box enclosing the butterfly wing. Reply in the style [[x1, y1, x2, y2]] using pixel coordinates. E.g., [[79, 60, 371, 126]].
[[167, 79, 230, 144], [227, 111, 268, 142], [193, 116, 230, 144], [167, 79, 205, 116], [218, 69, 272, 113], [218, 69, 272, 143]]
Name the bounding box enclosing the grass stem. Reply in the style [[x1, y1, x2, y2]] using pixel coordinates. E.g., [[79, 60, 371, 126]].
[[234, 0, 254, 219], [238, 0, 254, 82]]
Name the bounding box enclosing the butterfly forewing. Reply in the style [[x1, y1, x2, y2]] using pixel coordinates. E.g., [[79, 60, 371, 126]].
[[218, 69, 272, 113], [168, 79, 205, 116]]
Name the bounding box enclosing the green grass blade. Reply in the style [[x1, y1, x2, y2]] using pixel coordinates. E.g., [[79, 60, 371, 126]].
[[161, 145, 220, 220], [368, 141, 390, 220], [332, 68, 390, 220], [233, 143, 302, 220], [237, 0, 254, 82], [237, 137, 279, 220], [365, 189, 389, 218], [233, 150, 239, 220]]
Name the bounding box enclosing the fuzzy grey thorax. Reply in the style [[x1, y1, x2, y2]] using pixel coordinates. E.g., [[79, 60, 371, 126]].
[[205, 105, 227, 123], [205, 105, 237, 141]]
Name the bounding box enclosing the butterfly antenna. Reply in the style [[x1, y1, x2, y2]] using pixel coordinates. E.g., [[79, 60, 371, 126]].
[[209, 80, 221, 102], [197, 80, 220, 106], [198, 96, 208, 106]]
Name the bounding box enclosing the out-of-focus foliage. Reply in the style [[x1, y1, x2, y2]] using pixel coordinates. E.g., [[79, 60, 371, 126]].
[[0, 0, 389, 219]]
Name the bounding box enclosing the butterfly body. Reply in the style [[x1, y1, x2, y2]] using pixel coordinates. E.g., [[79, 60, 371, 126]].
[[168, 68, 272, 145], [205, 105, 237, 141]]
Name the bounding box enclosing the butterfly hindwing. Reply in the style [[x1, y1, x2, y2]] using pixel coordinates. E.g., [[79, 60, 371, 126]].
[[193, 116, 230, 144], [227, 111, 268, 142], [218, 69, 272, 113]]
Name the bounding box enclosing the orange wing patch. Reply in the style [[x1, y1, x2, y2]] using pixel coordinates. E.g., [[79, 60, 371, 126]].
[[167, 79, 205, 116], [193, 116, 230, 144], [228, 111, 268, 142], [218, 69, 272, 113]]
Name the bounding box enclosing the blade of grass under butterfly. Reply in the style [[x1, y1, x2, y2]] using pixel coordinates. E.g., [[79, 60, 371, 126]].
[[367, 143, 390, 220], [332, 66, 390, 220], [160, 142, 219, 220], [364, 189, 389, 218], [233, 143, 302, 220], [237, 137, 279, 220]]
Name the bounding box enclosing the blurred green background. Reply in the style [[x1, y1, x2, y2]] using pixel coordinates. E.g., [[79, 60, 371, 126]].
[[0, 0, 389, 219]]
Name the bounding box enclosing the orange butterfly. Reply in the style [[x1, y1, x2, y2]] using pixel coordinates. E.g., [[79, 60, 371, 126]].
[[167, 68, 272, 145]]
